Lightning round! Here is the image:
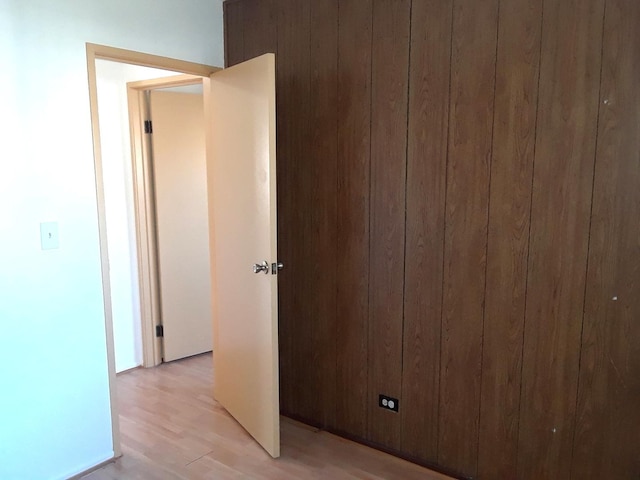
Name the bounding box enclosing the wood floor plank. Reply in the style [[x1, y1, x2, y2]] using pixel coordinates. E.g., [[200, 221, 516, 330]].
[[82, 354, 452, 480]]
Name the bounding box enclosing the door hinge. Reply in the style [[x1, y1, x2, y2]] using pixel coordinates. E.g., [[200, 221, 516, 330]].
[[155, 325, 164, 337], [144, 120, 153, 134]]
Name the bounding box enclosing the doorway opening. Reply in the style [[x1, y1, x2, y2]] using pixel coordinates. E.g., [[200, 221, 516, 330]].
[[88, 45, 281, 461], [125, 75, 212, 367], [86, 43, 221, 456]]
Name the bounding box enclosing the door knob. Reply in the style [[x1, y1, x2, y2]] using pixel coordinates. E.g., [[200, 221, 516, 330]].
[[253, 260, 269, 274], [271, 262, 284, 275]]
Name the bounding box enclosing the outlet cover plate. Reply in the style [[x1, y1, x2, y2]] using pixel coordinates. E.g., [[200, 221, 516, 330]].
[[378, 394, 399, 413]]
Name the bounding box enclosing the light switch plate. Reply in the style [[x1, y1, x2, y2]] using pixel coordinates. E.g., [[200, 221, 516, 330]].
[[40, 222, 59, 250]]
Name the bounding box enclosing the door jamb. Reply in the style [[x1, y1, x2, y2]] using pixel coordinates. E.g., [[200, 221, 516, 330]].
[[85, 42, 220, 457]]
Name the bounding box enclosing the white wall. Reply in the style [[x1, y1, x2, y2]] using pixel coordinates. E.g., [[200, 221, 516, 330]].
[[95, 60, 177, 373], [0, 1, 223, 479]]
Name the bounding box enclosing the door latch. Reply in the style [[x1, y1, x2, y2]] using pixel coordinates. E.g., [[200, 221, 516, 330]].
[[271, 262, 284, 275]]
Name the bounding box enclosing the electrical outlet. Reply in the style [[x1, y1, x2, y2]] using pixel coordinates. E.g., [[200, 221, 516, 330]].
[[378, 394, 399, 413]]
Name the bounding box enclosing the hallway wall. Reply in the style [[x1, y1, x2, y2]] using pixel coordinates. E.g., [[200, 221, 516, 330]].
[[95, 60, 178, 373]]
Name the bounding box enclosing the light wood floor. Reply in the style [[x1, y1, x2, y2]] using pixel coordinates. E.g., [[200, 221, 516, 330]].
[[83, 353, 452, 480]]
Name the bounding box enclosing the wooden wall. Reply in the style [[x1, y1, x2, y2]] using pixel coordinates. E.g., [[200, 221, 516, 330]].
[[223, 0, 640, 478]]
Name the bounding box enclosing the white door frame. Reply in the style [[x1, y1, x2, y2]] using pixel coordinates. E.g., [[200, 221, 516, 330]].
[[85, 43, 220, 457]]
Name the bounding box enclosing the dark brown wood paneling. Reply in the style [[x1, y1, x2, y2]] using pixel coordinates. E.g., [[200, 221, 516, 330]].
[[572, 1, 640, 478], [516, 0, 605, 478], [242, 0, 276, 59], [274, 0, 293, 417], [400, 0, 452, 463], [275, 0, 311, 419], [367, 0, 411, 451], [476, 0, 543, 478], [225, 1, 639, 477], [335, 0, 372, 439], [272, 0, 312, 418], [307, 0, 339, 429], [223, 0, 244, 67], [437, 0, 499, 476]]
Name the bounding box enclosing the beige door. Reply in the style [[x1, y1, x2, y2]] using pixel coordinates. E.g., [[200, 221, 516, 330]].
[[206, 53, 280, 458], [150, 90, 213, 362]]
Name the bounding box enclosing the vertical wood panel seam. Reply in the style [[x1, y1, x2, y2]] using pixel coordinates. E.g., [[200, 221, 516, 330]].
[[335, 0, 340, 429], [436, 0, 457, 461], [366, 0, 374, 440], [514, 0, 546, 474], [306, 0, 313, 426], [568, 2, 609, 477], [399, 0, 413, 448], [334, 0, 340, 431], [476, 0, 502, 470]]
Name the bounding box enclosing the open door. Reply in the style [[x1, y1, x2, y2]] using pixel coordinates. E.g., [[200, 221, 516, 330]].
[[149, 89, 213, 363], [205, 53, 280, 458]]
